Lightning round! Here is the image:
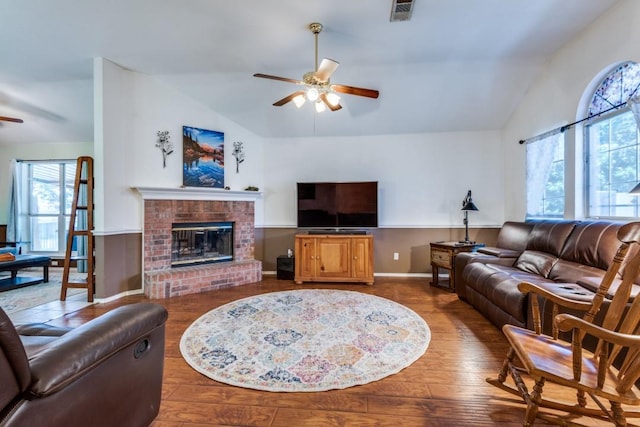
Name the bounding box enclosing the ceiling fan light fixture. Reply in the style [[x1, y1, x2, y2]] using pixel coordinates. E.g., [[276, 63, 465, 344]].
[[307, 87, 319, 101], [326, 92, 340, 107], [253, 22, 379, 111], [293, 94, 306, 108]]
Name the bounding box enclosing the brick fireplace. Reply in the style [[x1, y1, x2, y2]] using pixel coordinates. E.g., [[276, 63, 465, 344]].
[[136, 187, 262, 299]]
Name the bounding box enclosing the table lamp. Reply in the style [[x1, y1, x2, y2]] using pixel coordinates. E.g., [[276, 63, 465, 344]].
[[461, 190, 479, 244]]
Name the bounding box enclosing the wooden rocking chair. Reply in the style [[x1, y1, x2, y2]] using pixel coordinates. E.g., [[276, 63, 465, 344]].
[[487, 221, 640, 426]]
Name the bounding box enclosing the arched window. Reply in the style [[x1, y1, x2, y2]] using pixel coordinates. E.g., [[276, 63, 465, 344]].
[[586, 61, 640, 218]]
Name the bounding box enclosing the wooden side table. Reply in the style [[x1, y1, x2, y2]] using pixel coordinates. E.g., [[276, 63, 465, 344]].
[[430, 241, 484, 292]]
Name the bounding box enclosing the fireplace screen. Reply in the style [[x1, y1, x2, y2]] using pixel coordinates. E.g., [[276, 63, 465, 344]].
[[171, 222, 233, 267]]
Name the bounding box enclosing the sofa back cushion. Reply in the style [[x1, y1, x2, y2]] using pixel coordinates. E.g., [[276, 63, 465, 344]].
[[548, 220, 623, 282], [496, 221, 536, 252], [514, 220, 578, 277], [478, 221, 536, 258], [0, 307, 30, 411]]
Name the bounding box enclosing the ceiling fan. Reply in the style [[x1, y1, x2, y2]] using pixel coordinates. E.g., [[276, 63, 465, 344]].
[[0, 116, 23, 123], [253, 23, 379, 112]]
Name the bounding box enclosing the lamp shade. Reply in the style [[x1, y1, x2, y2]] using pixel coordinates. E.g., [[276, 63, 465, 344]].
[[461, 190, 479, 211], [462, 200, 479, 211]]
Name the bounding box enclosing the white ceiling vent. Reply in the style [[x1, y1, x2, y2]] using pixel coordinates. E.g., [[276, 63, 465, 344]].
[[390, 0, 414, 22]]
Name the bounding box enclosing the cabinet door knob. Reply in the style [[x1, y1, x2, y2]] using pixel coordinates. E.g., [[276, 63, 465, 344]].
[[354, 256, 358, 260]]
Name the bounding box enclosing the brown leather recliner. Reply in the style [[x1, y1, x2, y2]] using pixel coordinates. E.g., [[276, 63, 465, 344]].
[[0, 303, 168, 427], [454, 221, 536, 301]]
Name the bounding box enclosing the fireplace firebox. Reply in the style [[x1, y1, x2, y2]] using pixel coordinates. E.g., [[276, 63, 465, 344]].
[[171, 222, 233, 267]]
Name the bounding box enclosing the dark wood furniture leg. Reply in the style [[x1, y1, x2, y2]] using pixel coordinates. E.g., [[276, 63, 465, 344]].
[[431, 263, 439, 285]]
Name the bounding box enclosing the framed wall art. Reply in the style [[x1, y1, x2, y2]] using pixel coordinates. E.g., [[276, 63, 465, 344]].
[[182, 126, 224, 188]]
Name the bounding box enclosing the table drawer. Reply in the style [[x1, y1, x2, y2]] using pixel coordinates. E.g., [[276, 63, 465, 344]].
[[431, 249, 452, 268]]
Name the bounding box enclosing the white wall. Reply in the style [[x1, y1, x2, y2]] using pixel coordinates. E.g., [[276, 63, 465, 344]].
[[93, 59, 265, 234], [263, 130, 504, 228], [0, 85, 507, 232], [93, 59, 506, 231], [503, 0, 640, 220], [93, 58, 136, 234]]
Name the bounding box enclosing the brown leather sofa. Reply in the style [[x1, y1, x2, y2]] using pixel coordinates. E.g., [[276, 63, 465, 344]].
[[454, 219, 635, 331], [0, 302, 168, 427], [454, 221, 535, 302]]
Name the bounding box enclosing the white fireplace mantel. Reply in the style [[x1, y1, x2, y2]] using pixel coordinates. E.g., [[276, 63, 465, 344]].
[[133, 186, 262, 202]]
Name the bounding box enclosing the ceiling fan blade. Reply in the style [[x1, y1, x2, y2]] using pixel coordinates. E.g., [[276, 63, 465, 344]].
[[0, 116, 23, 123], [320, 93, 342, 111], [253, 73, 302, 85], [331, 84, 379, 99], [273, 91, 306, 107], [315, 58, 339, 82]]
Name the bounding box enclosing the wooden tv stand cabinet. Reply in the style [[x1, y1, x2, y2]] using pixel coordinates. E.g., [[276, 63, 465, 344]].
[[294, 233, 374, 285]]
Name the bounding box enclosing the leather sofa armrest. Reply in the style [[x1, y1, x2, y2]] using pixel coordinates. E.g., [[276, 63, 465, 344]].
[[16, 323, 72, 337], [477, 247, 521, 258], [465, 255, 519, 268], [27, 303, 168, 397]]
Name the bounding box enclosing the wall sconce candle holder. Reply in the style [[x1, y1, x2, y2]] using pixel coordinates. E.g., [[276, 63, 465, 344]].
[[156, 130, 173, 168], [232, 141, 245, 173]]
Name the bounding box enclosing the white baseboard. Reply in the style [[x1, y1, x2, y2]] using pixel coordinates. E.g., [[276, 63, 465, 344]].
[[95, 288, 144, 304]]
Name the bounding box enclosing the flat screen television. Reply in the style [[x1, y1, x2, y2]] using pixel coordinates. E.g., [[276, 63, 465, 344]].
[[297, 181, 378, 229]]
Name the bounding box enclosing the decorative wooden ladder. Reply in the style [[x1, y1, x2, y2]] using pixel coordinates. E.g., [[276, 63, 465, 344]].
[[60, 156, 95, 302]]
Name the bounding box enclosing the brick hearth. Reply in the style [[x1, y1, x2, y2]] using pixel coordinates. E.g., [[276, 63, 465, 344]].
[[141, 196, 262, 299]]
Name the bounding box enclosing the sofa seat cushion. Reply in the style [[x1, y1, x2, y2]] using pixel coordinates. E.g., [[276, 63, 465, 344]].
[[576, 276, 640, 303], [548, 259, 607, 285], [463, 262, 555, 325]]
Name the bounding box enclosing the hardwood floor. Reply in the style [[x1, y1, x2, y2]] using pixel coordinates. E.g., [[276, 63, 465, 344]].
[[18, 276, 616, 426]]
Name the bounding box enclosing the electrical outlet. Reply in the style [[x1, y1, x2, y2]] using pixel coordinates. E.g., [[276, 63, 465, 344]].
[[393, 252, 399, 261]]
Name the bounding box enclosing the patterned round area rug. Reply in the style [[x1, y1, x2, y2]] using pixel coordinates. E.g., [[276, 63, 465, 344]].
[[180, 289, 431, 392]]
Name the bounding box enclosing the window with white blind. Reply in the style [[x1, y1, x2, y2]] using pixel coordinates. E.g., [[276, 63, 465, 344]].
[[24, 161, 77, 254]]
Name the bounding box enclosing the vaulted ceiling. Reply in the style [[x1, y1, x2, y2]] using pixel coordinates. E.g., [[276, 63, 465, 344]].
[[0, 0, 620, 144]]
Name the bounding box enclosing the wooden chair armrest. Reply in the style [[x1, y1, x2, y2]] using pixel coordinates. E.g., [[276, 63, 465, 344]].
[[518, 281, 593, 312], [519, 281, 596, 336], [555, 313, 640, 348]]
